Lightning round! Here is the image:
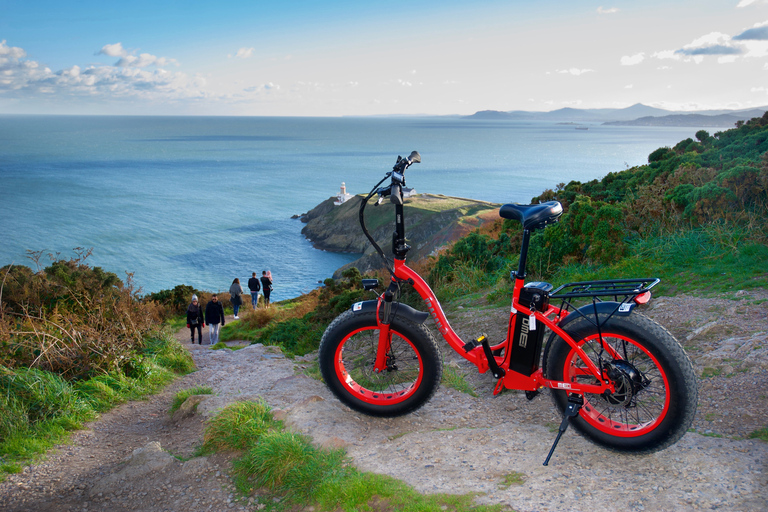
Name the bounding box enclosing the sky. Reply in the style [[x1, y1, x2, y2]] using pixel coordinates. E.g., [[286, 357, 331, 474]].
[[1, 0, 768, 117]]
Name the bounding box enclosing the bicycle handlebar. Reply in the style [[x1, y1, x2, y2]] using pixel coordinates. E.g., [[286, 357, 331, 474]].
[[361, 151, 421, 274]]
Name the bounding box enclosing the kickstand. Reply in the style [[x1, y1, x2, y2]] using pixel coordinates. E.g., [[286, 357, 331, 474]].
[[543, 394, 583, 466]]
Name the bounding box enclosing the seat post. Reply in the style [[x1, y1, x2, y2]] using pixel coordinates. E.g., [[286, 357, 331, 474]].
[[516, 228, 531, 280]]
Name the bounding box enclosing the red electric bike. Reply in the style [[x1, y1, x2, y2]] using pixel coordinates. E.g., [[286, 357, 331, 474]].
[[318, 152, 698, 464]]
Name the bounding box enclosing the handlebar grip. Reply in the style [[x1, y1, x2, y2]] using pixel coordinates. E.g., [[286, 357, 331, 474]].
[[393, 151, 421, 173], [390, 184, 403, 205]]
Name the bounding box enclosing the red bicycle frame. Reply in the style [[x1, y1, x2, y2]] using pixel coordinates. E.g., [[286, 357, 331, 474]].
[[372, 258, 617, 396]]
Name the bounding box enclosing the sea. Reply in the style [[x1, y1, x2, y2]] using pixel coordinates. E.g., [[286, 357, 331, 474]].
[[0, 115, 702, 300]]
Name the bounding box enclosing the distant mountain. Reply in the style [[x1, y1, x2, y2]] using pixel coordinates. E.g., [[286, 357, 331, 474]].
[[465, 103, 768, 127], [604, 113, 760, 128]]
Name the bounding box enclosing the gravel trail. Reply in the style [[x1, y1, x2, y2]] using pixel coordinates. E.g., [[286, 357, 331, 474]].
[[1, 293, 767, 512]]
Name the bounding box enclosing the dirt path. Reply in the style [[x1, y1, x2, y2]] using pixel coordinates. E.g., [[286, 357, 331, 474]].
[[1, 295, 767, 512]]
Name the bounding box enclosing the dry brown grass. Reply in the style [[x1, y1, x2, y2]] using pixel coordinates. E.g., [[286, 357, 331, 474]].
[[239, 289, 322, 330], [0, 254, 164, 380]]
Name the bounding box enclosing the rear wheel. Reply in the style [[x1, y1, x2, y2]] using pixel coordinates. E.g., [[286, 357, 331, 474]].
[[318, 309, 442, 417], [544, 312, 697, 452]]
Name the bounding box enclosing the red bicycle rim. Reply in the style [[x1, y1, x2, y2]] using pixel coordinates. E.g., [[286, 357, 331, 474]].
[[564, 333, 671, 437], [334, 326, 424, 406]]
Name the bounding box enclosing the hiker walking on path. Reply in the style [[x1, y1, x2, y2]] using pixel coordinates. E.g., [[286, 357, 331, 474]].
[[229, 278, 245, 319], [260, 270, 273, 307], [204, 294, 225, 344], [186, 295, 205, 344], [247, 272, 261, 309]]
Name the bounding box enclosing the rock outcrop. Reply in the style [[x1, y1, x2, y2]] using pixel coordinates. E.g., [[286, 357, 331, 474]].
[[300, 193, 500, 276]]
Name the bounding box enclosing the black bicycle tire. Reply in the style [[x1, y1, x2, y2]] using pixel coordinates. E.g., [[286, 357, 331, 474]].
[[318, 309, 443, 417], [544, 312, 698, 453]]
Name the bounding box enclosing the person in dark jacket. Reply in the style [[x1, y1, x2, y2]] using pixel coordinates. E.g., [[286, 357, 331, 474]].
[[186, 295, 205, 344], [204, 294, 225, 345], [260, 270, 273, 307], [247, 272, 261, 309], [229, 278, 245, 319]]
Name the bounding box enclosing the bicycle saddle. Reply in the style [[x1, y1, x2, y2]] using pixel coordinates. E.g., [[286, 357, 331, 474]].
[[499, 201, 563, 231]]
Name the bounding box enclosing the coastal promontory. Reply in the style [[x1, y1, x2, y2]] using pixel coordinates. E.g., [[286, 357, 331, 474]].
[[300, 193, 500, 276]]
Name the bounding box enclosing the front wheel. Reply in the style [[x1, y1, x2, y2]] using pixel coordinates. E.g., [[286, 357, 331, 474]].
[[318, 309, 442, 417], [544, 312, 697, 453]]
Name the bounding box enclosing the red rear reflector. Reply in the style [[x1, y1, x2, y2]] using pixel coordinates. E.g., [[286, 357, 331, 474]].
[[634, 291, 652, 304]]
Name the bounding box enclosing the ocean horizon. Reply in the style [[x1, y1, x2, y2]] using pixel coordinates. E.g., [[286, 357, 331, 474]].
[[0, 115, 703, 300]]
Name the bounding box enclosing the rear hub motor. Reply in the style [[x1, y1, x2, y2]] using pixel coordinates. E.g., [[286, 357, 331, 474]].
[[605, 360, 647, 407]]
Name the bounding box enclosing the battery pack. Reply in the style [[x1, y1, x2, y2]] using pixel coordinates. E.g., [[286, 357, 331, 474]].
[[508, 312, 546, 376]]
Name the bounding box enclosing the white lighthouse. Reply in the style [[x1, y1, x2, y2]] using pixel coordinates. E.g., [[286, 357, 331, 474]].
[[334, 182, 353, 205]]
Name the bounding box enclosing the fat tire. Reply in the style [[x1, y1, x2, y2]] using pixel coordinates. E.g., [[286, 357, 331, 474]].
[[544, 312, 697, 453], [318, 309, 442, 417]]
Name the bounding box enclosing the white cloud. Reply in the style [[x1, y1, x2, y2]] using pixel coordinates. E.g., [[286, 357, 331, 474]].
[[0, 40, 199, 103], [597, 7, 619, 14], [655, 32, 750, 64], [556, 68, 594, 76], [733, 22, 768, 41], [244, 82, 280, 93], [97, 42, 129, 58], [620, 53, 645, 66], [0, 39, 26, 60], [653, 50, 679, 61], [97, 42, 178, 68], [235, 47, 255, 59], [738, 0, 768, 7], [0, 40, 50, 89], [115, 53, 178, 68], [624, 84, 633, 89]]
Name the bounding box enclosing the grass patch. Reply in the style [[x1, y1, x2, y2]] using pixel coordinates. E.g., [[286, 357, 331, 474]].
[[498, 471, 526, 489], [204, 400, 506, 511], [0, 330, 192, 482], [210, 342, 246, 351], [748, 427, 768, 442], [297, 360, 322, 381], [701, 367, 723, 378], [442, 365, 478, 397], [169, 386, 214, 416]]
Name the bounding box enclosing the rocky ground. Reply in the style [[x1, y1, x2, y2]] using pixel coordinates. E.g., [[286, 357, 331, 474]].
[[1, 291, 767, 512]]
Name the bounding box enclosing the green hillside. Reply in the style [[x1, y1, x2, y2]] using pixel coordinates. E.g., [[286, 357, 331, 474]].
[[430, 114, 768, 300]]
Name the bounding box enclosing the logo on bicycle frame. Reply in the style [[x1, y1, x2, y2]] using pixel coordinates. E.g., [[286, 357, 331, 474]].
[[518, 316, 530, 349], [424, 298, 448, 334]]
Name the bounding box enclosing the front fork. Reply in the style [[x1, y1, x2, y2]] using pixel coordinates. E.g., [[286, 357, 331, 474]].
[[372, 283, 397, 373]]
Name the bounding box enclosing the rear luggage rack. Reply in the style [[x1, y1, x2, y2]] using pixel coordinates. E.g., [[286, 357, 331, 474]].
[[550, 278, 660, 301]]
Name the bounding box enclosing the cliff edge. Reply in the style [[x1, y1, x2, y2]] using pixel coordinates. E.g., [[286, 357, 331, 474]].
[[300, 193, 500, 276]]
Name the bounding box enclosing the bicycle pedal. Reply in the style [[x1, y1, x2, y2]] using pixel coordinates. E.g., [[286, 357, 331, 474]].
[[463, 333, 487, 353], [525, 389, 540, 401]]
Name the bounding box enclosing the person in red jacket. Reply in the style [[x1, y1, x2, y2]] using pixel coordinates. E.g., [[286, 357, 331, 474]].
[[186, 295, 205, 344]]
